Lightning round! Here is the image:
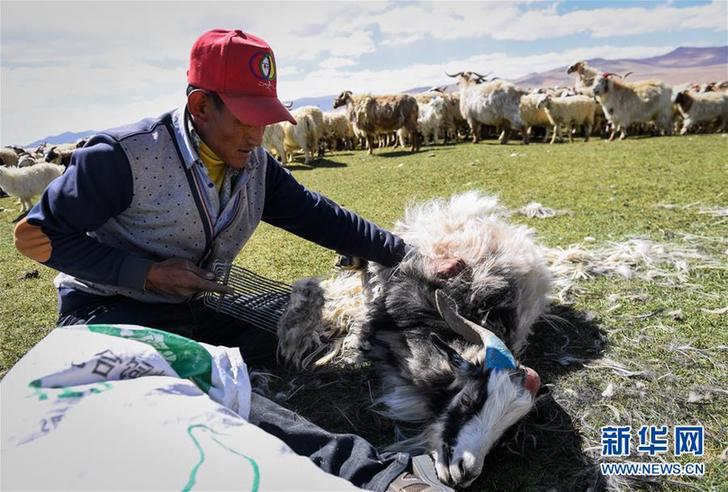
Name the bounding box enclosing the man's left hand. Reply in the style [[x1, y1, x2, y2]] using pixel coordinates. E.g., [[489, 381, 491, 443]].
[[431, 257, 466, 278]]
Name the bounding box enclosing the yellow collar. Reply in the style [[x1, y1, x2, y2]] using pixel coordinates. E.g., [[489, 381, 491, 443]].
[[198, 140, 226, 191]]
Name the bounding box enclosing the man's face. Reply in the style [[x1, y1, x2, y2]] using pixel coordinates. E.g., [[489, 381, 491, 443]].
[[198, 96, 265, 168]]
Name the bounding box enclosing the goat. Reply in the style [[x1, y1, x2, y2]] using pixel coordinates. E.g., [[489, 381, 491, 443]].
[[674, 90, 728, 134], [17, 155, 37, 168], [278, 192, 551, 487], [44, 143, 77, 167], [321, 111, 355, 151], [537, 94, 597, 144], [0, 163, 64, 212], [445, 71, 527, 144], [333, 91, 420, 155], [519, 94, 552, 143], [281, 106, 324, 164], [592, 73, 673, 141], [262, 123, 286, 163], [416, 93, 447, 145], [1, 148, 20, 167], [420, 90, 468, 143], [566, 61, 600, 96]]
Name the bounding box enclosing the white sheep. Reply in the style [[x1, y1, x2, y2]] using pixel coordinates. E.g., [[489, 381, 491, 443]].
[[674, 90, 728, 134], [446, 72, 527, 144], [321, 111, 355, 151], [417, 94, 447, 145], [592, 74, 673, 141], [0, 163, 64, 212], [537, 95, 598, 144], [262, 123, 286, 163], [1, 148, 20, 167], [519, 94, 552, 143], [281, 106, 325, 164]]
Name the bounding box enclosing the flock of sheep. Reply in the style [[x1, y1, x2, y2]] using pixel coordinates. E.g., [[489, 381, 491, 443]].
[[1, 59, 726, 216], [0, 142, 77, 218], [261, 59, 728, 163]]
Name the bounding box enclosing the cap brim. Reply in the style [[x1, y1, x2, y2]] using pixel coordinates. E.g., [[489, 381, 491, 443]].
[[219, 93, 296, 126]]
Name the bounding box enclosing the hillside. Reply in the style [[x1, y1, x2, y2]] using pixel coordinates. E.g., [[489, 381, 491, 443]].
[[515, 46, 727, 88]]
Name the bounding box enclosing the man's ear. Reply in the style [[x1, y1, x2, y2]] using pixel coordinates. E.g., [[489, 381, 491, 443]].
[[187, 90, 211, 121]]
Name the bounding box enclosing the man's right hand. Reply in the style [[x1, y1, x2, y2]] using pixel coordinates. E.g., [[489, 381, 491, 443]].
[[144, 258, 234, 297]]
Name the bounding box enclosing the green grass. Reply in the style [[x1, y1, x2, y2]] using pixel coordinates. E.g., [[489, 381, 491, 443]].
[[1, 134, 726, 490]]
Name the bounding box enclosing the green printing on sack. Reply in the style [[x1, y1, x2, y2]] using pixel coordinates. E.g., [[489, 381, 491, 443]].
[[85, 324, 213, 392], [183, 424, 260, 492]]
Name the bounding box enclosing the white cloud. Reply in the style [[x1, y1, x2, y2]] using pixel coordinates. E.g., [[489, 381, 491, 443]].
[[372, 1, 727, 44], [319, 57, 358, 69], [380, 34, 424, 47]]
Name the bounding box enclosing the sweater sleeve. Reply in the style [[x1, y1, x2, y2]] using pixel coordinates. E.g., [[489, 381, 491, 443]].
[[260, 154, 408, 267], [14, 134, 155, 290]]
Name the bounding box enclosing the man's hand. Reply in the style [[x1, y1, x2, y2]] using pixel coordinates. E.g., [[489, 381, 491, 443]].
[[431, 257, 466, 278], [144, 258, 234, 296]]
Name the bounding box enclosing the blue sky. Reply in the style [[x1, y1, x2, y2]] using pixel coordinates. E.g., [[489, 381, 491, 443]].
[[1, 0, 726, 145]]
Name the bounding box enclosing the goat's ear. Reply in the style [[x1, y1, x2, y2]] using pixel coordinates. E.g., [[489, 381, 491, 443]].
[[430, 333, 474, 375]]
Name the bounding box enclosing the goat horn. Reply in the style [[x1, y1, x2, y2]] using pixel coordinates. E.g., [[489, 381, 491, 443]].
[[444, 71, 463, 78], [434, 290, 497, 346], [622, 71, 633, 79], [472, 71, 492, 80]]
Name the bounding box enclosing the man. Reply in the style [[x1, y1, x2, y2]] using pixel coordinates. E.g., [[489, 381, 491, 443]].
[[14, 29, 460, 491]]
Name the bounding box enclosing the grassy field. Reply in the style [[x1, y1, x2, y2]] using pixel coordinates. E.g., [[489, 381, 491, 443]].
[[1, 134, 726, 490]]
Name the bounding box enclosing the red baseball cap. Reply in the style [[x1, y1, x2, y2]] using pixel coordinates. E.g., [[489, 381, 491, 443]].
[[187, 29, 296, 126]]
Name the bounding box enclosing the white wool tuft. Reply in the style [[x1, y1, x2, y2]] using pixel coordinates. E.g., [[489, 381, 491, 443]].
[[544, 238, 720, 303], [517, 202, 568, 219]]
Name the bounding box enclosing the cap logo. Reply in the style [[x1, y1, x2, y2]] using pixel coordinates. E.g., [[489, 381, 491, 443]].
[[249, 51, 276, 91]]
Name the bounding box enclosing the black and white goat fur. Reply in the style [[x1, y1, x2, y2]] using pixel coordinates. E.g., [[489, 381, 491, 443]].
[[278, 192, 552, 487]]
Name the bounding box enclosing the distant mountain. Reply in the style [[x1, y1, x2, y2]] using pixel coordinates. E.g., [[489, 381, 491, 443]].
[[27, 130, 98, 148], [514, 46, 728, 88], [639, 46, 727, 68], [289, 95, 336, 111]]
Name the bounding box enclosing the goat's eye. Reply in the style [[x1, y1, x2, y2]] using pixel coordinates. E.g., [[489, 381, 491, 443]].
[[461, 395, 474, 408]]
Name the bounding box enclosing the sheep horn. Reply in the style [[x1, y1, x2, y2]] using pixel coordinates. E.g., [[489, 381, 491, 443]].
[[472, 71, 491, 80], [434, 290, 497, 346], [444, 71, 463, 78]]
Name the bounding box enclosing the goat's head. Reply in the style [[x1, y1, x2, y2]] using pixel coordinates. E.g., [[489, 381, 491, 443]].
[[425, 291, 539, 487], [536, 94, 551, 109], [566, 61, 585, 74], [333, 91, 353, 109], [428, 94, 446, 111], [445, 71, 482, 88], [44, 146, 60, 163], [675, 90, 693, 112], [592, 73, 615, 96]]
